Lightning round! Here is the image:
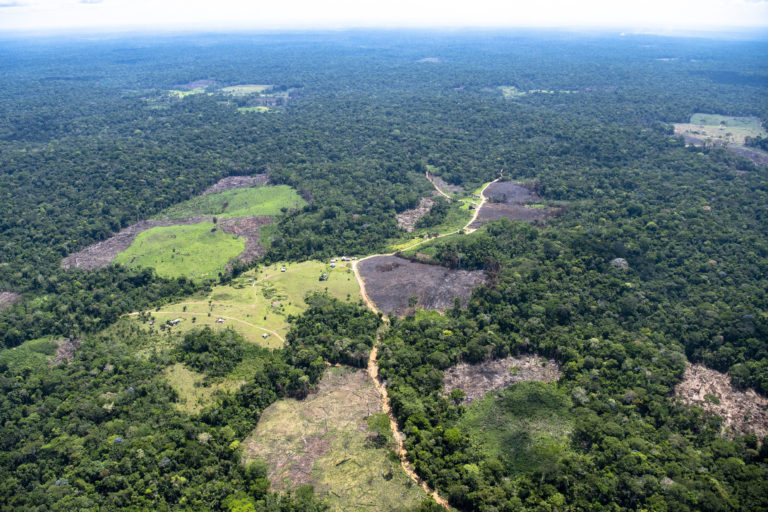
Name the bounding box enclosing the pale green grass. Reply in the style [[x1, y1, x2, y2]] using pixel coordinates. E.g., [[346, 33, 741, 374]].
[[0, 336, 58, 372], [166, 88, 206, 98], [499, 85, 526, 99], [132, 261, 361, 347], [114, 222, 244, 280], [675, 113, 766, 145], [237, 106, 270, 113], [155, 185, 306, 220], [221, 84, 272, 95], [243, 368, 426, 511], [164, 363, 244, 415]]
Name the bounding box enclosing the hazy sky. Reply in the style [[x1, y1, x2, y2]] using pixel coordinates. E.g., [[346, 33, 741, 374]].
[[1, 0, 767, 33]]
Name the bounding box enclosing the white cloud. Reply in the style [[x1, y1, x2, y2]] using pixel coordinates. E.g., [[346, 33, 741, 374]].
[[0, 0, 767, 32]]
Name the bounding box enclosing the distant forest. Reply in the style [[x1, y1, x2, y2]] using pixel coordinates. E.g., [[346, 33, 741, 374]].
[[0, 32, 767, 511]]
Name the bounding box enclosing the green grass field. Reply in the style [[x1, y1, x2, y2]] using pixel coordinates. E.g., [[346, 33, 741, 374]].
[[0, 336, 58, 372], [675, 113, 766, 145], [166, 88, 206, 98], [243, 367, 426, 511], [114, 222, 244, 280], [155, 185, 306, 220], [131, 260, 361, 347], [458, 381, 574, 476]]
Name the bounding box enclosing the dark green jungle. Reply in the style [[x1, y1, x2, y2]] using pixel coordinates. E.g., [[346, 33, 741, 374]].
[[0, 30, 767, 511]]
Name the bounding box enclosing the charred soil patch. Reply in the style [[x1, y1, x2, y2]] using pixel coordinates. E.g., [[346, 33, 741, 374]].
[[675, 363, 768, 439], [443, 355, 562, 404], [470, 181, 560, 228], [357, 255, 485, 316]]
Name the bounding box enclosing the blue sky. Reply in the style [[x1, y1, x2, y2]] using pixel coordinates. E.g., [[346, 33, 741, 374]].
[[1, 0, 767, 33]]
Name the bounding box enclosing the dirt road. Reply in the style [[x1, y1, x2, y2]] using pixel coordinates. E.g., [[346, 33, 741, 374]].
[[350, 171, 502, 509]]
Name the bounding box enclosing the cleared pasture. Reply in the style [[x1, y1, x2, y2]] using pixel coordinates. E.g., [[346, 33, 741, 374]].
[[113, 222, 244, 280]]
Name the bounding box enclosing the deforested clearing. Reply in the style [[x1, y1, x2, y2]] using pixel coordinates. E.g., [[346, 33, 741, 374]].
[[470, 180, 561, 228], [0, 291, 20, 310], [242, 367, 425, 511], [202, 174, 268, 195], [674, 363, 768, 439], [357, 254, 485, 316], [396, 196, 434, 232], [443, 354, 562, 404]]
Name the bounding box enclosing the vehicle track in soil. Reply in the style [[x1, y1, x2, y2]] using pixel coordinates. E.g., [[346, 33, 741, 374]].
[[349, 169, 502, 509]]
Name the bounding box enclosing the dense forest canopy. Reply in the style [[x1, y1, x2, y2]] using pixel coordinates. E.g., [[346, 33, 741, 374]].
[[0, 30, 767, 511]]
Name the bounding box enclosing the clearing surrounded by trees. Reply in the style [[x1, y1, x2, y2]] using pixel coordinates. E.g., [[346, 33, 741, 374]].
[[130, 260, 361, 346], [674, 363, 768, 439], [357, 254, 485, 316], [469, 181, 560, 228], [443, 354, 562, 404], [674, 113, 766, 146], [0, 291, 20, 310], [242, 367, 426, 511], [155, 185, 306, 220], [113, 222, 244, 280]]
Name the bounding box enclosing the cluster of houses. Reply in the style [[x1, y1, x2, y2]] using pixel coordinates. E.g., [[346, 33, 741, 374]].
[[329, 256, 355, 269]]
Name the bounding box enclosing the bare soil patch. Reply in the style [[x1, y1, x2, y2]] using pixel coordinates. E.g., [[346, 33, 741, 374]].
[[218, 216, 272, 264], [674, 363, 768, 439], [0, 291, 20, 310], [243, 369, 377, 490], [443, 355, 562, 404], [242, 367, 423, 510], [396, 196, 434, 232], [61, 217, 210, 270], [202, 174, 268, 195], [62, 215, 271, 271], [51, 338, 80, 365], [429, 175, 464, 195], [358, 255, 485, 316], [726, 145, 768, 167], [470, 181, 560, 228]]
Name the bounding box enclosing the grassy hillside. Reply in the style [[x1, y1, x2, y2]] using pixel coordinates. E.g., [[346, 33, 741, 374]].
[[113, 222, 244, 279], [130, 260, 361, 347], [155, 185, 306, 220]]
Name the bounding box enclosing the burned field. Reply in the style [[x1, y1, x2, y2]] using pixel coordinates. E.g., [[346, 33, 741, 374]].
[[443, 355, 562, 404], [358, 255, 485, 316], [202, 174, 268, 195], [470, 181, 560, 228], [674, 363, 768, 439], [0, 291, 20, 310]]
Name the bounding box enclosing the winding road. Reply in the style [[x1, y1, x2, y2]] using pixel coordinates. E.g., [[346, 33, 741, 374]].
[[351, 170, 501, 509]]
